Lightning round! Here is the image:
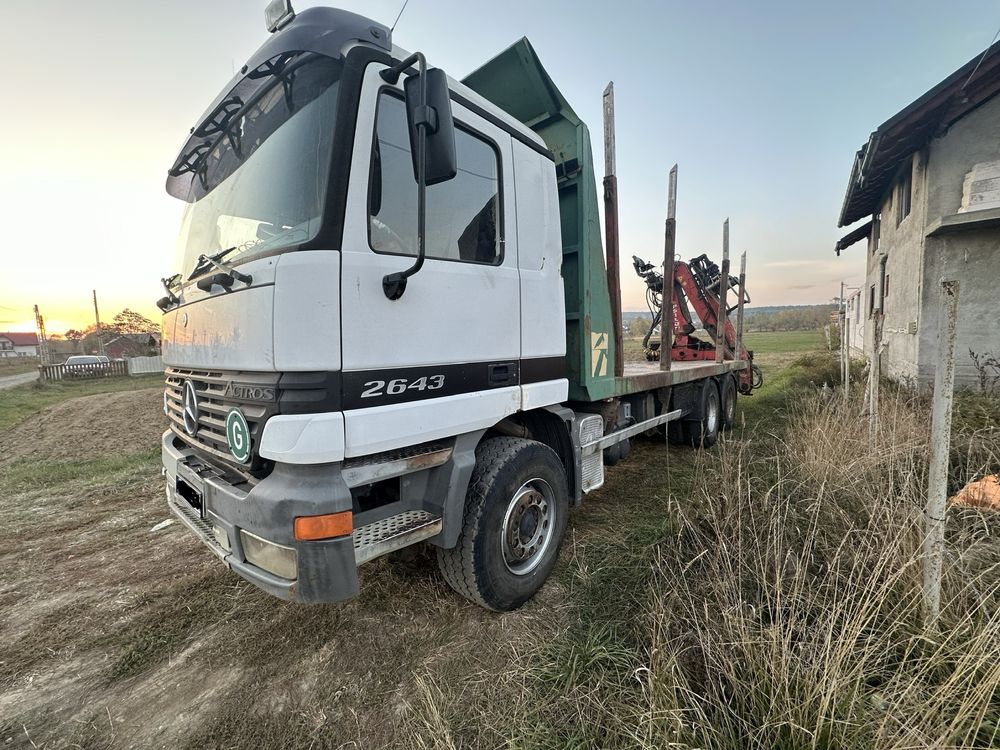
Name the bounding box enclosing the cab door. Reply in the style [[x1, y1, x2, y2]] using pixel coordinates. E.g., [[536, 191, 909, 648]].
[[339, 64, 521, 457]]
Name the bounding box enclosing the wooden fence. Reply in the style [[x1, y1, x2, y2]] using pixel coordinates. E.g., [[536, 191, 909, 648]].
[[39, 360, 129, 381]]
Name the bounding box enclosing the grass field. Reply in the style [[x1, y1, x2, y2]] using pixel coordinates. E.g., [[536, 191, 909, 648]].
[[0, 357, 40, 377], [1, 331, 998, 748]]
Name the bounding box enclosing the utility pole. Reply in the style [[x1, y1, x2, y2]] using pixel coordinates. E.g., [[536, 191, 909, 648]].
[[715, 219, 730, 364], [33, 304, 50, 365], [93, 289, 107, 357], [869, 255, 888, 446], [659, 165, 677, 372], [602, 82, 624, 378], [839, 281, 846, 388], [843, 316, 850, 401], [923, 279, 960, 628]]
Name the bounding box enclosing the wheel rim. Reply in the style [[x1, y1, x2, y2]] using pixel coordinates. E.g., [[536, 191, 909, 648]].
[[706, 395, 719, 434], [726, 387, 735, 421], [501, 478, 557, 576]]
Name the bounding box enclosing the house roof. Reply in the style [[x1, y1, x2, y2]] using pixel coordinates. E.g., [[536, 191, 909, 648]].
[[0, 332, 39, 346], [839, 42, 1000, 228]]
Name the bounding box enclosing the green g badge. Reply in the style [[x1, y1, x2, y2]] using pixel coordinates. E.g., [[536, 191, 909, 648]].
[[226, 408, 252, 463]]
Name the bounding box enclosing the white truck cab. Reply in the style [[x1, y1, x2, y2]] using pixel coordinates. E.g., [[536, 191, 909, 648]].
[[159, 2, 751, 610]]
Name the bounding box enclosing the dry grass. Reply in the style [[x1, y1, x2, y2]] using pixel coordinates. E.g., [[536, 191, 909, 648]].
[[636, 391, 1000, 749], [402, 357, 1000, 749]]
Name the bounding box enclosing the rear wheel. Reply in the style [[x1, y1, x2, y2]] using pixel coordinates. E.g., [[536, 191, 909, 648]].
[[720, 375, 737, 431], [684, 379, 721, 449], [437, 437, 569, 611]]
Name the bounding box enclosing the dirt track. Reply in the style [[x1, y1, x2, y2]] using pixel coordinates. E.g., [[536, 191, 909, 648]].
[[0, 386, 568, 749], [0, 372, 38, 391], [0, 388, 165, 466]]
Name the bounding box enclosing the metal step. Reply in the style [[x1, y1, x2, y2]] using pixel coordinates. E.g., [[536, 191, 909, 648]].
[[353, 510, 442, 565], [341, 444, 452, 488]]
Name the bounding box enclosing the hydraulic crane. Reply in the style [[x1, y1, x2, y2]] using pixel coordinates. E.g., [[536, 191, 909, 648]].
[[632, 254, 763, 394]]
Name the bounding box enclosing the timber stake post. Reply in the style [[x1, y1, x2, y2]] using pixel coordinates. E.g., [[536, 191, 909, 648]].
[[715, 219, 730, 364], [602, 82, 624, 378], [660, 165, 677, 372]]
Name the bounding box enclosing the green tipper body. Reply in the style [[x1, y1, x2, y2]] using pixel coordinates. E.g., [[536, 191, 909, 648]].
[[463, 39, 618, 402]]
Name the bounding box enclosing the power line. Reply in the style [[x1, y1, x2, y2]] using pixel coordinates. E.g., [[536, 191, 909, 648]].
[[961, 21, 1000, 91]]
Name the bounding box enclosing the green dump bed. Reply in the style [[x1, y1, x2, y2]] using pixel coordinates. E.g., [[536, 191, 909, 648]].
[[464, 41, 749, 403], [463, 40, 619, 402]]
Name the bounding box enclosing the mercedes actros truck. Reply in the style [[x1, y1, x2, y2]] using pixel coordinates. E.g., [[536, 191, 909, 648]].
[[158, 1, 757, 611]]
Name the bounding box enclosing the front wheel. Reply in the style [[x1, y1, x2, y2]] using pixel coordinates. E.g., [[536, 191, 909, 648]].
[[437, 437, 569, 611]]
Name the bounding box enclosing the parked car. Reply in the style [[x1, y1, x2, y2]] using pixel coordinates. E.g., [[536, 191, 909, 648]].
[[63, 355, 111, 378]]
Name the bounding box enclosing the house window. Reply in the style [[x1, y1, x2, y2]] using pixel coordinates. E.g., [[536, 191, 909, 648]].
[[884, 274, 890, 298], [869, 284, 876, 318], [871, 213, 881, 255], [368, 92, 502, 265], [896, 166, 912, 226]]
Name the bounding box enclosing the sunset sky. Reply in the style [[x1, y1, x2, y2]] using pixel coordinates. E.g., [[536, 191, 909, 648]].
[[2, 0, 996, 333]]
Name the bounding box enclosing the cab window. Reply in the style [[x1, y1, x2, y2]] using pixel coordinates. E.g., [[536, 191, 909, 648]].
[[368, 92, 501, 264]]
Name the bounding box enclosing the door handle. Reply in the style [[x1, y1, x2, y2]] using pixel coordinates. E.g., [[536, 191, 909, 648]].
[[487, 362, 518, 386]]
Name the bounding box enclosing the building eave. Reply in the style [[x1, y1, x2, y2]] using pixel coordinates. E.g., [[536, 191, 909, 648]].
[[838, 41, 1000, 227]]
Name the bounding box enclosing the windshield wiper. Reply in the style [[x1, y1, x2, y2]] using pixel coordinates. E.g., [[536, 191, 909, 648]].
[[188, 246, 239, 280], [192, 251, 253, 292], [156, 273, 182, 312]]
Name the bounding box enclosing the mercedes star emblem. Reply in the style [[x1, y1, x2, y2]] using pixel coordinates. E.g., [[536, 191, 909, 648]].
[[182, 380, 200, 436]]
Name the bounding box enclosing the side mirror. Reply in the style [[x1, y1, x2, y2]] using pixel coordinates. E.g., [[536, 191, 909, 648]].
[[404, 68, 457, 187]]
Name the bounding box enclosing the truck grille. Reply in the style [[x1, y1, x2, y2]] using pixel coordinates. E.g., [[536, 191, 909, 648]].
[[164, 366, 339, 477]]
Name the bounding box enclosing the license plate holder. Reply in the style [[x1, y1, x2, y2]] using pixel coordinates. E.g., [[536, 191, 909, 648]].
[[175, 465, 205, 517]]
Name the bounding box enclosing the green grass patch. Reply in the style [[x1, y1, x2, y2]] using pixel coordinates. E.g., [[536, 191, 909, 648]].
[[0, 374, 163, 431], [0, 357, 40, 376], [743, 328, 825, 354], [0, 449, 159, 493]]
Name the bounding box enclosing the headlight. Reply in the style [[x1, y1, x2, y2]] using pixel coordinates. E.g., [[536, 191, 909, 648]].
[[240, 530, 297, 579]]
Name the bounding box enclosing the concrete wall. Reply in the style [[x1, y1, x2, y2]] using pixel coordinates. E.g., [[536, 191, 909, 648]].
[[925, 95, 1000, 219], [917, 95, 1000, 388], [863, 150, 926, 384], [920, 229, 1000, 387], [856, 94, 1000, 389]]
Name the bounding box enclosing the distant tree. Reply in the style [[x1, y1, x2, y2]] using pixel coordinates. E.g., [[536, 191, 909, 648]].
[[628, 317, 652, 338], [110, 308, 159, 335], [63, 329, 85, 341], [743, 305, 836, 332]]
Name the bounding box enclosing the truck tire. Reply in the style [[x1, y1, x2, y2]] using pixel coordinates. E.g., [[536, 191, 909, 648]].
[[720, 375, 737, 431], [684, 379, 720, 449], [437, 437, 569, 611]]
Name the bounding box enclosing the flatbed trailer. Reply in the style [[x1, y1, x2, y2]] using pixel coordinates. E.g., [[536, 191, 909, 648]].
[[157, 2, 759, 613], [619, 359, 748, 393]]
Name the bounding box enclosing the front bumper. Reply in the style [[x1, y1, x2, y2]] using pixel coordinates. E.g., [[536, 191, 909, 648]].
[[162, 430, 358, 603]]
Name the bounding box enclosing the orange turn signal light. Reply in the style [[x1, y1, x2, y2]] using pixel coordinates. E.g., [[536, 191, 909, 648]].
[[293, 511, 353, 541]]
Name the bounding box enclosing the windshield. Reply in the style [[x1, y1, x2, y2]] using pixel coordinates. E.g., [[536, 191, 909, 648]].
[[171, 54, 342, 277]]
